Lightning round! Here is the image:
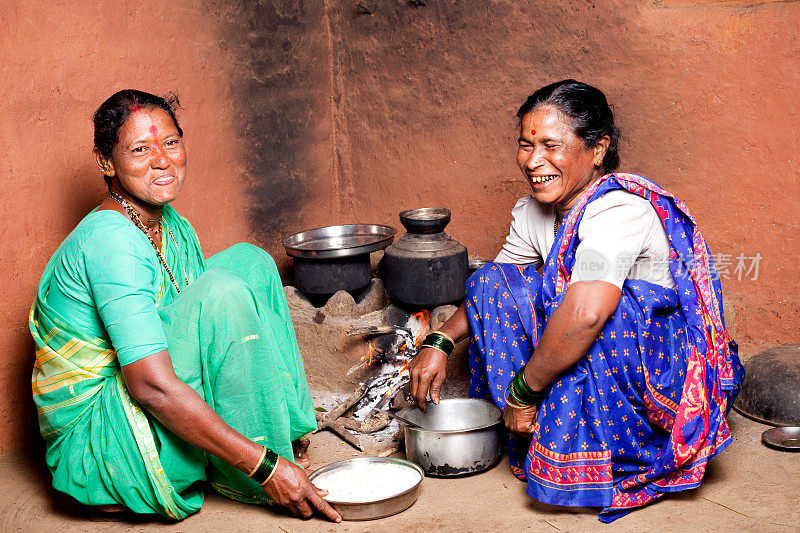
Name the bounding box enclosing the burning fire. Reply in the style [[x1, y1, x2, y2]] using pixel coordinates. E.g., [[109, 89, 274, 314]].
[[413, 310, 431, 328], [345, 310, 433, 414], [412, 310, 431, 347], [359, 341, 376, 366]]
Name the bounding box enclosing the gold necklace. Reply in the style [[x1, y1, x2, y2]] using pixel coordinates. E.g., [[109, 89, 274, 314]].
[[109, 190, 188, 293], [139, 212, 161, 224]]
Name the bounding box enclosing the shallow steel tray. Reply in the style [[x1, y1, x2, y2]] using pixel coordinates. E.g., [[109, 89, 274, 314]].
[[282, 224, 396, 259], [308, 457, 423, 520]]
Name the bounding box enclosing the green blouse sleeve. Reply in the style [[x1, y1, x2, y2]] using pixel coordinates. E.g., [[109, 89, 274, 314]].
[[83, 216, 169, 365]]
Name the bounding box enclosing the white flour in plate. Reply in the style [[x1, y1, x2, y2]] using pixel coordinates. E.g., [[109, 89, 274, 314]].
[[313, 462, 421, 503]]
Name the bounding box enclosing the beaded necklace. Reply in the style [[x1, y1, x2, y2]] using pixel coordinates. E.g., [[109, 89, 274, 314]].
[[109, 190, 188, 293], [554, 214, 562, 237]]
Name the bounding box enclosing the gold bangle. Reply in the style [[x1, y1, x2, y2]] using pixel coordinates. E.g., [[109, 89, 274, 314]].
[[504, 386, 535, 410], [420, 343, 449, 357], [260, 456, 281, 486], [247, 446, 267, 478], [430, 330, 455, 345], [504, 396, 530, 409]]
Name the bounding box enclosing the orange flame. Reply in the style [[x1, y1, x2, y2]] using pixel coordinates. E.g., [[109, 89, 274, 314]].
[[366, 341, 375, 364], [357, 341, 376, 366], [413, 310, 432, 347], [413, 310, 431, 327]]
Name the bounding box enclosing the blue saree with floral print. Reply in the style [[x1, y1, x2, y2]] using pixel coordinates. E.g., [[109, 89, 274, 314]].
[[467, 173, 743, 522]]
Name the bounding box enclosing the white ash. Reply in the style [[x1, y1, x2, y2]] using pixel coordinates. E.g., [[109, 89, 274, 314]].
[[352, 361, 410, 420], [405, 312, 429, 342], [370, 418, 401, 445]]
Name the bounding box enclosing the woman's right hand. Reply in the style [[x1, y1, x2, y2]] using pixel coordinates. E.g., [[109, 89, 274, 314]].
[[409, 347, 448, 412], [503, 403, 538, 435], [263, 457, 342, 522]]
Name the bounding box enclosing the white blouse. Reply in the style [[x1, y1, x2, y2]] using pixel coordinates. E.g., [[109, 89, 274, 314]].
[[494, 189, 675, 289]]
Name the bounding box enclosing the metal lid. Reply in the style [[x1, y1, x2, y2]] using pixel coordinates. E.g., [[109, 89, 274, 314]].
[[282, 224, 396, 259]]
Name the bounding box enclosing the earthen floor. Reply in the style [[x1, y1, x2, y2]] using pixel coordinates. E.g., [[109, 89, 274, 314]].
[[1, 411, 797, 533]]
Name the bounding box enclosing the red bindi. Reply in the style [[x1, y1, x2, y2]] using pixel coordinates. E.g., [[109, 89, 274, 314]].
[[531, 129, 536, 135], [131, 104, 142, 112], [149, 124, 159, 137]]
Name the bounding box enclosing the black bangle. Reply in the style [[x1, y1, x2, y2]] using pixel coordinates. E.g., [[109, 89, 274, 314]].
[[249, 447, 280, 486], [421, 332, 455, 356]]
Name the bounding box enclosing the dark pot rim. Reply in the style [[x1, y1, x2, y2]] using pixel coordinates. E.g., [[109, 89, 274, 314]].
[[399, 207, 451, 234]]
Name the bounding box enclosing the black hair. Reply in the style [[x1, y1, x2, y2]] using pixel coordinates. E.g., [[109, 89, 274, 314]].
[[516, 79, 620, 172], [93, 89, 183, 160]]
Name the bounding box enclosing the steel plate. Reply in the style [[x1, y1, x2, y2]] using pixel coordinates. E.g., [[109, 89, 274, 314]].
[[282, 224, 396, 259], [308, 457, 423, 520]]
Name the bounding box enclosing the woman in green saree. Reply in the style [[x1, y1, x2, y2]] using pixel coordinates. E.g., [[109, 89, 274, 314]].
[[29, 90, 340, 522]]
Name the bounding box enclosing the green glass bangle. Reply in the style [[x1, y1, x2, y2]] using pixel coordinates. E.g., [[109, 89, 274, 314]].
[[510, 366, 547, 406], [505, 380, 535, 408], [424, 333, 454, 353], [508, 381, 543, 407], [421, 332, 455, 356], [250, 447, 279, 486]]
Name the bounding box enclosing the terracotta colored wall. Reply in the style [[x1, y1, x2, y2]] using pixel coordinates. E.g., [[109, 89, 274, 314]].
[[329, 0, 800, 354], [1, 0, 798, 452]]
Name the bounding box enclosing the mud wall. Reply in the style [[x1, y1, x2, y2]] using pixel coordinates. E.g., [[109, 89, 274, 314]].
[[1, 0, 798, 452]]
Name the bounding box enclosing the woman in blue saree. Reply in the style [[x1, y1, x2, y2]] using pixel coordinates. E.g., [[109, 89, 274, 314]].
[[409, 80, 743, 522]]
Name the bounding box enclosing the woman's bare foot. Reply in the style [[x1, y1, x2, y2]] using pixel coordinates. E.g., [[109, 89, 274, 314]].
[[292, 436, 311, 468]]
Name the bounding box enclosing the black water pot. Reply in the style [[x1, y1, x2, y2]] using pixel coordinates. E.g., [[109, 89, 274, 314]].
[[292, 254, 372, 295], [282, 223, 396, 297], [382, 207, 468, 307]]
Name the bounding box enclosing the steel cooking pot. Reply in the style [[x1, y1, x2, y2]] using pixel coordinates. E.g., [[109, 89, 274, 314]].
[[396, 398, 503, 477]]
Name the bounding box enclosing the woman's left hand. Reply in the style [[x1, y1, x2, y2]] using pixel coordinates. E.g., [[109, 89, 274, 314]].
[[503, 403, 539, 435]]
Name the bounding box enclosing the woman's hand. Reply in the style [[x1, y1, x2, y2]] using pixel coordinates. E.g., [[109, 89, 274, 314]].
[[408, 303, 470, 412], [503, 403, 538, 435], [122, 353, 340, 521], [409, 347, 448, 411], [263, 457, 342, 522]]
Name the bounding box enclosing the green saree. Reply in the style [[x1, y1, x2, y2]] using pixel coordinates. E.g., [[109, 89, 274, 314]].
[[30, 206, 316, 519]]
